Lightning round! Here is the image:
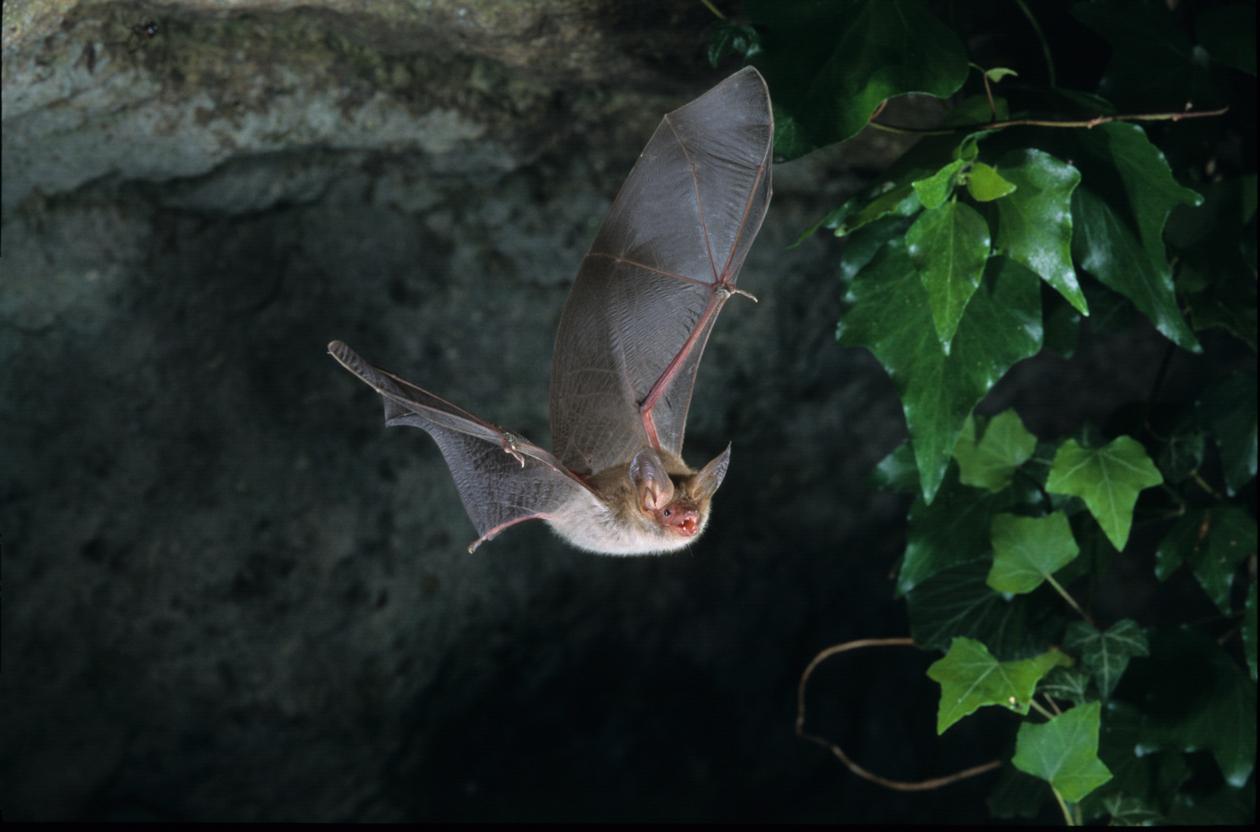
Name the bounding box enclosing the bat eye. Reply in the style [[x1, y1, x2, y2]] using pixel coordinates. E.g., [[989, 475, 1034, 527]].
[[662, 508, 672, 517]]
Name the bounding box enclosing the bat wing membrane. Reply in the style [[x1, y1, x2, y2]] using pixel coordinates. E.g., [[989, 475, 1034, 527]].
[[329, 340, 596, 551], [549, 67, 773, 474]]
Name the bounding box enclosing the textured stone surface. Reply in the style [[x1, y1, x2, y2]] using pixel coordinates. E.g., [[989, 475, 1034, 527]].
[[1, 0, 1180, 823]]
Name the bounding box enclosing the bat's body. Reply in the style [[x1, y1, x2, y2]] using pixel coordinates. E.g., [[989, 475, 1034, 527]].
[[329, 68, 773, 555]]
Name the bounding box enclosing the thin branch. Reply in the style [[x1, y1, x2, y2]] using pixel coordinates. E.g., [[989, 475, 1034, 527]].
[[699, 0, 726, 20], [1042, 694, 1063, 717], [868, 106, 1230, 137], [1191, 471, 1226, 501], [796, 637, 1002, 791], [1029, 699, 1057, 720], [1015, 0, 1056, 87]]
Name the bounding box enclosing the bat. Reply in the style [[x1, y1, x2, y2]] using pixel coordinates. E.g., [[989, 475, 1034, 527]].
[[329, 67, 773, 555]]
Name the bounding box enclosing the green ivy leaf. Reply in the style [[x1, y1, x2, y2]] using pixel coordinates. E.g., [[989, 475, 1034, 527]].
[[1126, 628, 1257, 788], [905, 200, 992, 348], [1039, 666, 1092, 706], [706, 21, 762, 68], [1082, 702, 1190, 823], [987, 512, 1080, 595], [966, 162, 1017, 202], [1245, 582, 1257, 682], [1155, 421, 1205, 485], [1064, 619, 1150, 699], [1013, 701, 1113, 803], [1045, 437, 1163, 550], [1075, 124, 1204, 290], [1155, 507, 1257, 614], [747, 0, 968, 158], [838, 244, 1043, 502], [897, 466, 1014, 595], [911, 159, 966, 210], [836, 184, 923, 238], [1072, 187, 1200, 352], [907, 560, 1061, 659], [984, 66, 1019, 83], [1200, 372, 1258, 494], [838, 216, 909, 285], [872, 441, 919, 494], [953, 410, 1037, 492], [927, 637, 1071, 734], [994, 149, 1087, 315], [988, 765, 1049, 820], [1101, 794, 1163, 826]]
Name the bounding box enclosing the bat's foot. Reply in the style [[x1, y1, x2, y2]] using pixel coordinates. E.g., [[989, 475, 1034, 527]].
[[500, 432, 527, 467], [718, 284, 758, 303]]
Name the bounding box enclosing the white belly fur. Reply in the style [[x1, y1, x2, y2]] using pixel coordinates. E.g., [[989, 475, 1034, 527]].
[[544, 490, 707, 556]]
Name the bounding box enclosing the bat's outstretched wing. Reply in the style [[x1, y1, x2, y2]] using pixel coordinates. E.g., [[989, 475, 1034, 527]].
[[549, 67, 773, 475], [329, 340, 596, 552]]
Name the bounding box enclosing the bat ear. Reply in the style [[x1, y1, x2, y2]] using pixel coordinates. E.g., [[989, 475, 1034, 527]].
[[630, 448, 675, 511], [692, 444, 732, 502]]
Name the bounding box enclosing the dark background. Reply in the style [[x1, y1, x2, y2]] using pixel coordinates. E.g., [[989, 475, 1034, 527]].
[[0, 0, 1216, 821]]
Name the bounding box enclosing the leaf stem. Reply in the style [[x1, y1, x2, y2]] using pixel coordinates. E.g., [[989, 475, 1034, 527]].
[[699, 0, 726, 20], [1045, 573, 1096, 628], [1015, 0, 1056, 87], [1052, 787, 1077, 826], [1042, 694, 1063, 716], [1029, 699, 1056, 720], [1191, 471, 1225, 501], [868, 106, 1230, 136]]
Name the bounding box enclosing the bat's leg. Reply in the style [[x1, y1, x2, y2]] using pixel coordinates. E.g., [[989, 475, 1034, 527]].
[[722, 286, 758, 303], [500, 431, 527, 467]]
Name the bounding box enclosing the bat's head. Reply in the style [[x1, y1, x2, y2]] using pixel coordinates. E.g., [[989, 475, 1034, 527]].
[[630, 445, 731, 541]]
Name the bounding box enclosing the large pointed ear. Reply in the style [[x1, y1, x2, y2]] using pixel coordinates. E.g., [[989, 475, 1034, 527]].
[[630, 448, 675, 511], [691, 444, 731, 502]]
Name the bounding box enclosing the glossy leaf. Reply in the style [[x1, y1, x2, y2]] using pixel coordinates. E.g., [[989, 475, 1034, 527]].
[[1200, 372, 1258, 494], [1077, 124, 1204, 276], [987, 512, 1080, 595], [912, 159, 965, 210], [1072, 187, 1201, 352], [1126, 628, 1257, 788], [747, 0, 968, 158], [1012, 702, 1113, 803], [1045, 437, 1163, 550], [1155, 507, 1257, 614], [953, 410, 1037, 492], [1064, 619, 1149, 699], [966, 162, 1017, 202], [897, 466, 1013, 595], [872, 441, 919, 494], [905, 200, 992, 348], [836, 184, 922, 237], [1039, 666, 1091, 706], [927, 637, 1071, 734], [994, 149, 1087, 314], [988, 766, 1049, 820], [838, 244, 1043, 502], [907, 559, 1062, 659]]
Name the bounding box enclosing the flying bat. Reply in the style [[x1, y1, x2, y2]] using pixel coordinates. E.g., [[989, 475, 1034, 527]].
[[329, 67, 773, 555]]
